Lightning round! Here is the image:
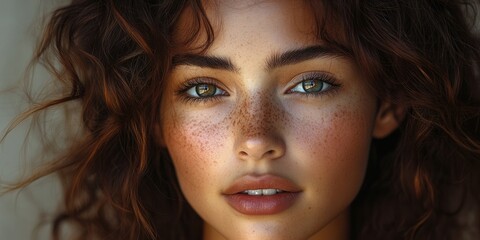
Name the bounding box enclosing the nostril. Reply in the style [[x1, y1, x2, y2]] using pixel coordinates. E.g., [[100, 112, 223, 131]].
[[239, 151, 248, 157], [265, 150, 274, 156]]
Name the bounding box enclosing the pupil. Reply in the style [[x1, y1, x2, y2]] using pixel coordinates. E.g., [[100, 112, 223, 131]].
[[196, 84, 216, 97], [303, 79, 322, 92]]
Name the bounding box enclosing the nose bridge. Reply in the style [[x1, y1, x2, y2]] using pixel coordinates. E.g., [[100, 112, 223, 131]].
[[232, 91, 286, 161], [234, 92, 277, 136]]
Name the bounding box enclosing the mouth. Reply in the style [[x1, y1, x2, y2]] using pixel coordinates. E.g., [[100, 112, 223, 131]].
[[241, 189, 284, 195], [223, 175, 302, 215]]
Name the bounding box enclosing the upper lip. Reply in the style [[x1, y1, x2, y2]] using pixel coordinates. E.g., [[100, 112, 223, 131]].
[[223, 174, 302, 195]]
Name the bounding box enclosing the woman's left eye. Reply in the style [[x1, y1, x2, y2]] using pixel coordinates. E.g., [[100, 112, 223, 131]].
[[288, 75, 337, 95]]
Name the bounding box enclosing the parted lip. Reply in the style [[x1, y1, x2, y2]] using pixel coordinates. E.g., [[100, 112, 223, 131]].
[[222, 174, 302, 195]]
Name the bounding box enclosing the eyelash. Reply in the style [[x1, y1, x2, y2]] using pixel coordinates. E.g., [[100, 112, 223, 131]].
[[286, 72, 341, 97], [176, 78, 228, 104], [175, 72, 341, 103]]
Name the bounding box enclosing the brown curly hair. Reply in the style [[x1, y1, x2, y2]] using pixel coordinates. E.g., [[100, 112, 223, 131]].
[[3, 0, 480, 239]]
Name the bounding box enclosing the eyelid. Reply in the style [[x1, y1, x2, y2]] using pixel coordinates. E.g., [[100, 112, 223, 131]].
[[285, 71, 340, 94], [175, 77, 230, 103], [177, 77, 227, 93]]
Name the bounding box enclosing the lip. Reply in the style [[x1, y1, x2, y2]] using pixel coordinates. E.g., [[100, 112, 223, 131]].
[[223, 174, 302, 215]]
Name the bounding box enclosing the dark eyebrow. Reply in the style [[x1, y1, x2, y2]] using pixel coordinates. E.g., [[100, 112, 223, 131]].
[[171, 54, 238, 72], [266, 45, 346, 70], [171, 45, 346, 72]]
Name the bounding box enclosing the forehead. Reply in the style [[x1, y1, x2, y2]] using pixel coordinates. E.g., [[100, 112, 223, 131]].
[[172, 0, 319, 53]]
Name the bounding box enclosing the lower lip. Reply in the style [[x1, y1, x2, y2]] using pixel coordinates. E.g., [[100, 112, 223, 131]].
[[224, 192, 300, 215]]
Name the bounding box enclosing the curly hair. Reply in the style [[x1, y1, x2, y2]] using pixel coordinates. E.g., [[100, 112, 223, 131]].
[[3, 0, 480, 239]]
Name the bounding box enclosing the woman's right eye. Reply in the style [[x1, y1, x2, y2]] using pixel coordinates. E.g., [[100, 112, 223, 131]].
[[176, 78, 230, 103], [185, 83, 227, 98]]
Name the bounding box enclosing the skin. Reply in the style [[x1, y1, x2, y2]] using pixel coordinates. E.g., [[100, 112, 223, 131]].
[[161, 0, 399, 239]]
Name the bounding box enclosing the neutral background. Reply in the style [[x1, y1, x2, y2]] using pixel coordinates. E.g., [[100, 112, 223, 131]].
[[0, 1, 66, 239]]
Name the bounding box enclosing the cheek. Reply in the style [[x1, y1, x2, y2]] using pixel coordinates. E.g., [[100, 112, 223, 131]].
[[163, 111, 229, 197], [290, 106, 374, 200]]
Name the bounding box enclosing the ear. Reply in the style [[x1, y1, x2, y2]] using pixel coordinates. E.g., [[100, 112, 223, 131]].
[[372, 101, 406, 139]]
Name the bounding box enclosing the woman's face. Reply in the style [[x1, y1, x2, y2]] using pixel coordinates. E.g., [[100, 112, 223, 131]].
[[161, 1, 385, 239]]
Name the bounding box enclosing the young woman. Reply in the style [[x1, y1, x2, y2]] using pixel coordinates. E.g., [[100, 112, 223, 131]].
[[3, 0, 480, 239]]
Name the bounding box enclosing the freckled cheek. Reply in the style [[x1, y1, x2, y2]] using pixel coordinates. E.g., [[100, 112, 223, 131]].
[[291, 109, 373, 194], [164, 115, 230, 195]]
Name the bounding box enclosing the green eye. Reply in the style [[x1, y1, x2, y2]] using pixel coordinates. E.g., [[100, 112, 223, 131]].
[[302, 79, 324, 93], [290, 78, 332, 94], [196, 84, 216, 97], [186, 83, 226, 98]]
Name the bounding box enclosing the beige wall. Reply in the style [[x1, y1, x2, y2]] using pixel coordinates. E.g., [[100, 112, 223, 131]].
[[0, 1, 65, 240]]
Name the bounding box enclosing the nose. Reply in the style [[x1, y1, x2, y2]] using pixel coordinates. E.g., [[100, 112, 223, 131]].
[[236, 136, 286, 161], [233, 93, 286, 162]]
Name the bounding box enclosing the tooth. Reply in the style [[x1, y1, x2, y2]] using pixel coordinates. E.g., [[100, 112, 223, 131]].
[[262, 189, 277, 195], [247, 189, 263, 195], [243, 189, 284, 195]]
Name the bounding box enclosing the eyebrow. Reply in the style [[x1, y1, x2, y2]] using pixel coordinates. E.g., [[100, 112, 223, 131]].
[[171, 45, 346, 72], [172, 54, 238, 72], [265, 45, 346, 70]]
